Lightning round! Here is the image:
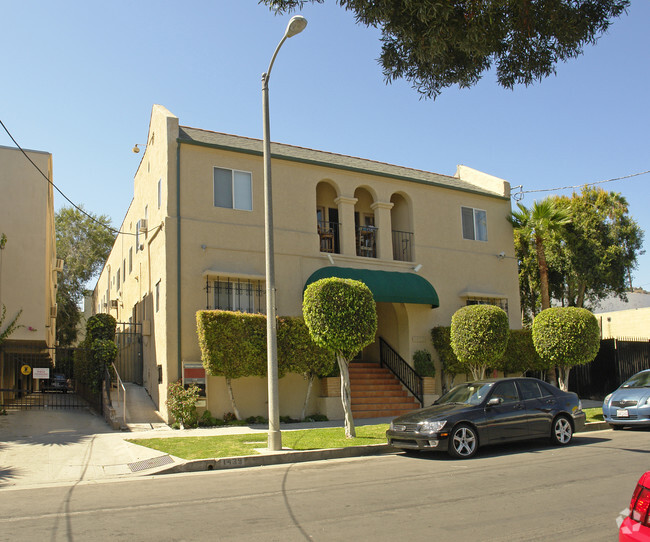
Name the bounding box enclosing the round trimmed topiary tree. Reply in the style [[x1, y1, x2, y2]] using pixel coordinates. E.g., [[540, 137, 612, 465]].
[[532, 307, 600, 391], [450, 305, 510, 380], [303, 277, 377, 438]]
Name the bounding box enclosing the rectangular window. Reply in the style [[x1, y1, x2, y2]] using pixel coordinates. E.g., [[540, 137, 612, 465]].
[[155, 280, 161, 312], [129, 247, 133, 273], [214, 167, 252, 211], [461, 207, 487, 241], [206, 278, 265, 314], [123, 259, 126, 283], [136, 220, 141, 253], [157, 179, 162, 210], [117, 269, 121, 291]]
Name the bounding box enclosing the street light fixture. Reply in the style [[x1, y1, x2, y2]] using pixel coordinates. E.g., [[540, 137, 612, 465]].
[[262, 15, 307, 451]]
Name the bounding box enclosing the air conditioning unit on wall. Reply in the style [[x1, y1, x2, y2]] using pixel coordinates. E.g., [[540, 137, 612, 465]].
[[54, 258, 64, 272], [139, 219, 148, 233], [110, 299, 119, 308], [49, 305, 57, 318]]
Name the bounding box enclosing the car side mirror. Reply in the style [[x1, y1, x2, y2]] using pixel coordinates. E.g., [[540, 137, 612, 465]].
[[487, 397, 503, 407]]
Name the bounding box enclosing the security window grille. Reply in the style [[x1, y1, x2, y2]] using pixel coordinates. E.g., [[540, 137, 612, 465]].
[[214, 167, 252, 211], [205, 278, 265, 314], [466, 297, 508, 315], [461, 207, 488, 241]]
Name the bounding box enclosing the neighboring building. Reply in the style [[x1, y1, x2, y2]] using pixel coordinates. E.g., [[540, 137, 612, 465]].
[[92, 104, 521, 422], [594, 291, 650, 339], [0, 145, 59, 402]]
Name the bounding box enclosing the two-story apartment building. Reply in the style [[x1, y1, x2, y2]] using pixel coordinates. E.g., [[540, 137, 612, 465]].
[[0, 145, 59, 402], [93, 104, 521, 422]]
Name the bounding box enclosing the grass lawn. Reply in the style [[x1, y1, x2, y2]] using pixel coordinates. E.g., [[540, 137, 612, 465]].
[[127, 424, 390, 460], [583, 407, 603, 423]]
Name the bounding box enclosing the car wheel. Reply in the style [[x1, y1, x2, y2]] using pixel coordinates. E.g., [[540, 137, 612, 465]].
[[550, 415, 573, 445], [448, 424, 478, 459]]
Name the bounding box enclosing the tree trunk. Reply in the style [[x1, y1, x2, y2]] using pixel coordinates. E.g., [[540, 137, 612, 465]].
[[225, 377, 241, 420], [471, 365, 486, 380], [557, 367, 572, 392], [576, 282, 586, 308], [535, 235, 551, 311], [337, 354, 356, 438], [300, 374, 315, 421]]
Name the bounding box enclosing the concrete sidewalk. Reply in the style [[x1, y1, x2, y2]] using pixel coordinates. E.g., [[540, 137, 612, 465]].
[[0, 398, 608, 490]]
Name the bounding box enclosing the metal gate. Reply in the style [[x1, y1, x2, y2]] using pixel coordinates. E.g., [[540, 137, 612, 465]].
[[114, 323, 143, 385], [0, 345, 87, 410]]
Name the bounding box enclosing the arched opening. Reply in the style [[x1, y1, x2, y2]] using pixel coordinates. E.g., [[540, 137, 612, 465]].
[[390, 193, 414, 262], [354, 187, 376, 258], [316, 181, 340, 254]]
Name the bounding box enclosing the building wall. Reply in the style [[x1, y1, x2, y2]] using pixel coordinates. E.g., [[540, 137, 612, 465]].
[[0, 146, 57, 349], [597, 308, 650, 340], [94, 105, 521, 422], [0, 146, 57, 400]]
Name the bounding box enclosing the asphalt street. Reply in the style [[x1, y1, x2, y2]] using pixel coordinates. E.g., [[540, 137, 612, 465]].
[[0, 427, 647, 541]]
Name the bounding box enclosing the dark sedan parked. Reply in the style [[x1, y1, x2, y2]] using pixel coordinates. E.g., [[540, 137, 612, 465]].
[[386, 377, 586, 459]]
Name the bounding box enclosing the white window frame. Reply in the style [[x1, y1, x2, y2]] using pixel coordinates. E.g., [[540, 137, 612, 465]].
[[213, 167, 253, 211], [461, 206, 488, 242]]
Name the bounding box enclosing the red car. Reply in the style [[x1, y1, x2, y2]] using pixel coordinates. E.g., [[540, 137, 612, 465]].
[[620, 472, 650, 541]]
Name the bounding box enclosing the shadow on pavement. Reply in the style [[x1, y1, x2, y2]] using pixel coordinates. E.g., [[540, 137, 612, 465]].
[[0, 408, 116, 447]]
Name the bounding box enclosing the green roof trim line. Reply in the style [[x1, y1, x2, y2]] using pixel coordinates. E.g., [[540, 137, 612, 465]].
[[304, 266, 439, 307]]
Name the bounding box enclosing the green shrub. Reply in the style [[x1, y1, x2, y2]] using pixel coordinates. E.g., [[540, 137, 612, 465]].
[[450, 305, 509, 380], [74, 313, 117, 391], [166, 381, 200, 428], [532, 307, 600, 390], [495, 328, 546, 375], [304, 414, 328, 422], [413, 350, 435, 377]]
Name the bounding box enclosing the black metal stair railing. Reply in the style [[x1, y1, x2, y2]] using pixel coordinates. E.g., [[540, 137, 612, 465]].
[[379, 337, 423, 407]]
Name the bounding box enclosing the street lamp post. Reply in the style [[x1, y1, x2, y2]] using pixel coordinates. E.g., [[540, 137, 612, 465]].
[[262, 15, 307, 451]]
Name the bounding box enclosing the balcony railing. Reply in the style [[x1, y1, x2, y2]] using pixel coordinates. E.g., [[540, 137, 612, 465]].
[[318, 220, 340, 254], [392, 230, 414, 262], [356, 225, 377, 258]]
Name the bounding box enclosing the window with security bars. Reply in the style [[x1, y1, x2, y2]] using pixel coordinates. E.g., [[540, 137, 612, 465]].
[[205, 278, 266, 314], [466, 297, 508, 315]]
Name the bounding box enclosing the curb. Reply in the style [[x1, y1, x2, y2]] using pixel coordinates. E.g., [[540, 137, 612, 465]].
[[145, 421, 611, 476], [581, 421, 609, 432], [148, 444, 396, 475]]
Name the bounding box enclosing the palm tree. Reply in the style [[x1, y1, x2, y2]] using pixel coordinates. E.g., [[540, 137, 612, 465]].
[[510, 199, 571, 386], [511, 199, 571, 311]]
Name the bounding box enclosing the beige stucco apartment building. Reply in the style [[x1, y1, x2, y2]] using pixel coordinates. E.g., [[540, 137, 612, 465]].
[[0, 145, 59, 401], [93, 104, 521, 422]]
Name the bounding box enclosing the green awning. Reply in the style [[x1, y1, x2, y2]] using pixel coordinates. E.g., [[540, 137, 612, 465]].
[[304, 266, 439, 307]]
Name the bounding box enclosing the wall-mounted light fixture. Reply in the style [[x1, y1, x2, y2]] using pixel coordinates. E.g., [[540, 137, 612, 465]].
[[497, 252, 506, 260], [132, 144, 146, 154], [413, 264, 423, 273]]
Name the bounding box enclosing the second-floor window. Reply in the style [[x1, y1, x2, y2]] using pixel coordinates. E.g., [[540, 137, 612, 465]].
[[214, 167, 252, 211], [461, 207, 487, 241]]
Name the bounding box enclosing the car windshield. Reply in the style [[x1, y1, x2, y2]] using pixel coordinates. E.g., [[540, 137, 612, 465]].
[[436, 382, 494, 406], [621, 371, 650, 388]]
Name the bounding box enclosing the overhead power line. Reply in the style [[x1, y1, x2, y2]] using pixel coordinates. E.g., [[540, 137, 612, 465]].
[[0, 118, 135, 237], [512, 170, 650, 201]]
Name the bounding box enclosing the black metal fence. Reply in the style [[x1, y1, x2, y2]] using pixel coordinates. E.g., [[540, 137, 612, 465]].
[[569, 338, 650, 399]]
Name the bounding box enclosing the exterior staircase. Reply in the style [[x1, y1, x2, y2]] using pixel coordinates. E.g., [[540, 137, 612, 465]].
[[349, 362, 421, 419]]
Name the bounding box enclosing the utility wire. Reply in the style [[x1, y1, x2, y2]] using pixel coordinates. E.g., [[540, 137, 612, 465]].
[[512, 170, 650, 201], [0, 118, 136, 237]]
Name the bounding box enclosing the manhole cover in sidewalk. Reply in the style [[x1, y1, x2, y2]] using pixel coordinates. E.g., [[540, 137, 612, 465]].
[[128, 455, 174, 472]]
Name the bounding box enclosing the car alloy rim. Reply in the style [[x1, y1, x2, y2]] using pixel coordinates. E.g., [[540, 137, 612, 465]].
[[555, 418, 572, 443], [453, 427, 476, 456]]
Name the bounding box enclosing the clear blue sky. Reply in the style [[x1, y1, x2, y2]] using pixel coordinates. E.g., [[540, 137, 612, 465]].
[[2, 1, 648, 289]]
